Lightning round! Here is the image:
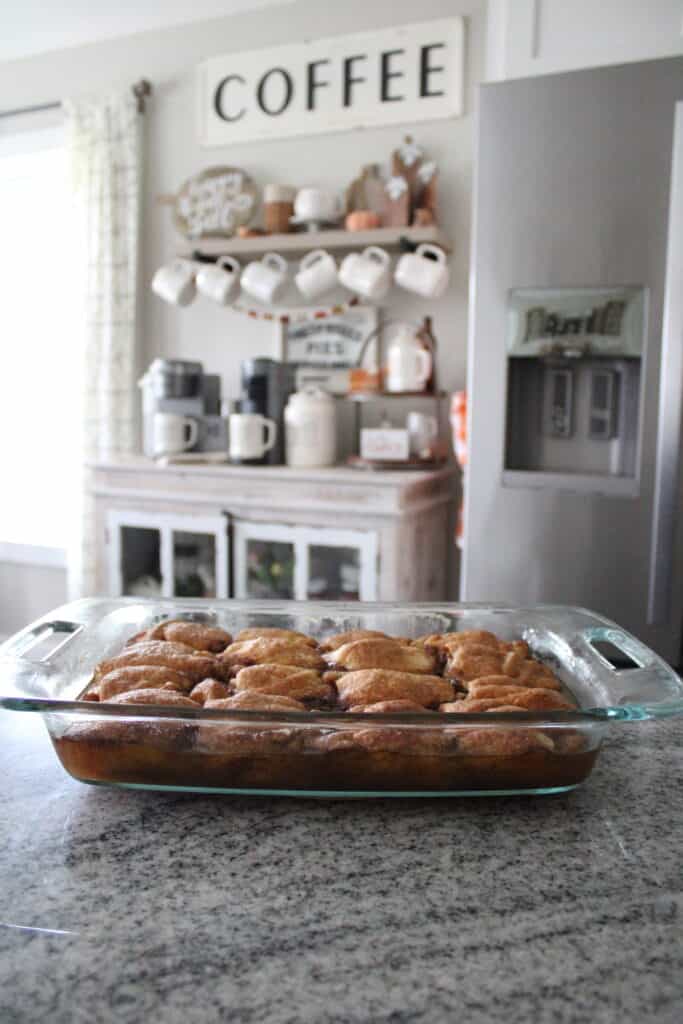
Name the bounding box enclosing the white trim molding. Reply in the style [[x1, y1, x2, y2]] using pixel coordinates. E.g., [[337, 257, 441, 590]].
[[486, 0, 683, 82], [0, 542, 67, 568]]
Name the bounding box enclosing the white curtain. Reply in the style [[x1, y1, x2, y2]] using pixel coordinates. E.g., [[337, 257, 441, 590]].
[[64, 90, 142, 598]]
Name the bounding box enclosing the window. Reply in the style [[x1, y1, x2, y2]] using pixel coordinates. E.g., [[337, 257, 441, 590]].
[[0, 123, 82, 562]]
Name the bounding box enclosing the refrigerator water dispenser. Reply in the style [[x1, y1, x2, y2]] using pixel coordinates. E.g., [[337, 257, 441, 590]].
[[504, 287, 645, 484]]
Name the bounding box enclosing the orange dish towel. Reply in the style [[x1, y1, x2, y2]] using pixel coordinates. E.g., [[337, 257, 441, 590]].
[[450, 391, 467, 548]]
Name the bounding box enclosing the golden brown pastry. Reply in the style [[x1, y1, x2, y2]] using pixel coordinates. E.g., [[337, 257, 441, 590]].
[[441, 688, 574, 713], [219, 638, 325, 671], [444, 643, 505, 681], [420, 630, 500, 654], [95, 665, 193, 701], [457, 728, 554, 756], [467, 676, 566, 699], [94, 641, 217, 684], [147, 620, 232, 652], [318, 630, 389, 652], [205, 691, 307, 712], [335, 669, 454, 708], [234, 627, 317, 646], [500, 640, 530, 658], [513, 660, 561, 689], [501, 648, 527, 677], [327, 638, 437, 674], [347, 699, 433, 714], [109, 688, 200, 708], [466, 678, 530, 700], [232, 664, 332, 702], [189, 679, 232, 705]]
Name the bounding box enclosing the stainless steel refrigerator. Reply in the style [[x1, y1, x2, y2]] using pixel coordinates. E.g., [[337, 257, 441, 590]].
[[462, 57, 683, 663]]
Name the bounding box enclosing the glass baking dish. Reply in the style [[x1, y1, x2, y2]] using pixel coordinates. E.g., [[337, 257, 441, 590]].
[[1, 598, 681, 797]]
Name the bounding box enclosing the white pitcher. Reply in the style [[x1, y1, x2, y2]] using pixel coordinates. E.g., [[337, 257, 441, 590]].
[[385, 325, 432, 393]]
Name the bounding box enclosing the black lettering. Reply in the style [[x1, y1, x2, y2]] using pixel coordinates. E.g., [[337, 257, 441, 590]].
[[214, 75, 246, 121], [307, 59, 331, 110], [419, 44, 446, 97], [256, 67, 294, 116], [380, 50, 405, 102], [343, 54, 367, 107]]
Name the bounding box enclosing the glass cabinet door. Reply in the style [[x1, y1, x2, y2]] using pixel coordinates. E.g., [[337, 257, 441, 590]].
[[233, 522, 298, 599], [172, 530, 217, 598], [245, 538, 296, 599], [302, 528, 378, 601], [307, 545, 361, 600], [233, 521, 378, 601], [107, 510, 229, 598], [119, 524, 163, 597]]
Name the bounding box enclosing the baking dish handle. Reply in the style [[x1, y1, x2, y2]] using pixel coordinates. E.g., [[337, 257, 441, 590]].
[[579, 626, 683, 720], [0, 619, 84, 665]]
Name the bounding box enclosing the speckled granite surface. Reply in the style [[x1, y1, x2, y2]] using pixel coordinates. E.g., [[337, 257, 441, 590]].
[[0, 711, 681, 1024]]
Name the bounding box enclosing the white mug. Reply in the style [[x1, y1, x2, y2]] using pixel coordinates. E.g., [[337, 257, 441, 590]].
[[338, 246, 391, 301], [394, 244, 450, 299], [294, 188, 342, 223], [407, 412, 438, 457], [295, 249, 338, 301], [196, 256, 241, 305], [229, 413, 278, 461], [152, 412, 199, 456], [240, 252, 288, 304], [151, 260, 198, 307]]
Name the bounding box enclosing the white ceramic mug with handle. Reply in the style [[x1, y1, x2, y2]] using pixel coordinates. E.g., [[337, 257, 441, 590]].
[[229, 413, 278, 461], [196, 256, 241, 305], [152, 412, 199, 456], [394, 243, 450, 299], [295, 249, 338, 301], [338, 246, 391, 301], [240, 252, 288, 304], [151, 259, 199, 306]]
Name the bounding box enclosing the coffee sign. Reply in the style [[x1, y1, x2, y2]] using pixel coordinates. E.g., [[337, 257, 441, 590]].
[[197, 18, 463, 146]]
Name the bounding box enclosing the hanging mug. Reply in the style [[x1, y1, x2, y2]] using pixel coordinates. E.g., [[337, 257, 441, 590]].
[[196, 256, 241, 305], [338, 246, 391, 301], [151, 259, 199, 307], [295, 249, 338, 301], [240, 252, 288, 304], [394, 244, 450, 299]]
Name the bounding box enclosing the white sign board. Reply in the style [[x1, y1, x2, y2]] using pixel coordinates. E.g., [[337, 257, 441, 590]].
[[197, 18, 464, 146]]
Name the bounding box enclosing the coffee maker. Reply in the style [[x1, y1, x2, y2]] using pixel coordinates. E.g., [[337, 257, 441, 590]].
[[240, 358, 296, 464]]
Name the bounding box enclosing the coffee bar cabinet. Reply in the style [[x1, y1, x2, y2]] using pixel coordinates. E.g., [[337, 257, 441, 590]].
[[92, 458, 456, 602]]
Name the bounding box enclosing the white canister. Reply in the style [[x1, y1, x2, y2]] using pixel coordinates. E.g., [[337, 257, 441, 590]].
[[284, 388, 337, 467]]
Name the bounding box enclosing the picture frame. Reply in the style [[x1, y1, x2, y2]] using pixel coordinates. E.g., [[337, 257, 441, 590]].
[[278, 305, 379, 369]]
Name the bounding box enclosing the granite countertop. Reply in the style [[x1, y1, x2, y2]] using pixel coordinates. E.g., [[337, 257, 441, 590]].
[[1, 712, 681, 1023]]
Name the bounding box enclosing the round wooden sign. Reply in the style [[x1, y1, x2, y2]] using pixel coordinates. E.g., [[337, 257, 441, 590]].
[[173, 166, 258, 239]]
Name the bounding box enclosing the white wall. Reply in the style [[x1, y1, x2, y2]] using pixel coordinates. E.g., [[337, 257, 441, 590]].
[[0, 0, 486, 633]]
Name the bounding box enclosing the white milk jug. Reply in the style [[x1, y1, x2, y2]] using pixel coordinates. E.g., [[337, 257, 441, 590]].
[[284, 388, 337, 467]]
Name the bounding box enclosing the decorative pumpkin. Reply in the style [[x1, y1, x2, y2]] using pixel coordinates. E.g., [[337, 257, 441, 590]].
[[345, 210, 382, 231]]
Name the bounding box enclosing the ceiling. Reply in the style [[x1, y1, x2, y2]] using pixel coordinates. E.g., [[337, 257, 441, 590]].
[[1, 0, 291, 63]]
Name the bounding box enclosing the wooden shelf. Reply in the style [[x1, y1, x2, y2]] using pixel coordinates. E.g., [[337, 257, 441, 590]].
[[344, 390, 447, 403], [181, 225, 452, 259]]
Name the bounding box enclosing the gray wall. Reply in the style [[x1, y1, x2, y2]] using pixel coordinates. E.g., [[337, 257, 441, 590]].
[[0, 0, 484, 634]]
